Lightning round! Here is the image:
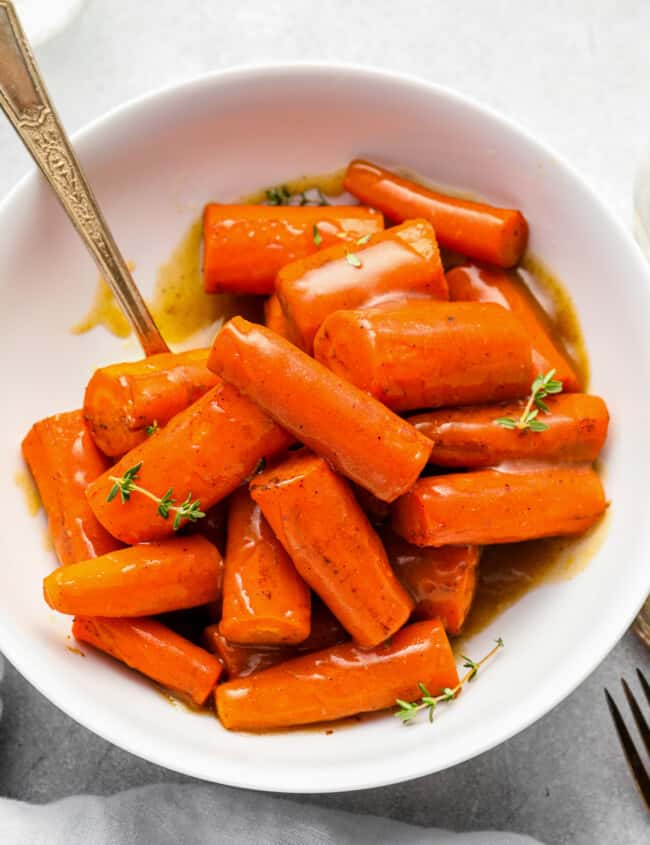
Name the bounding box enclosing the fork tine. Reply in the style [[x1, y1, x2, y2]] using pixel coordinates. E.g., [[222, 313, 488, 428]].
[[622, 679, 650, 759], [605, 688, 650, 812], [637, 669, 650, 707]]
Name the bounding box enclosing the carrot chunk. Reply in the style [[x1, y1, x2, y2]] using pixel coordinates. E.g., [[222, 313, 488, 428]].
[[208, 318, 431, 502], [203, 203, 383, 295], [220, 487, 311, 645], [73, 616, 222, 706], [383, 530, 480, 634], [216, 619, 458, 731], [392, 465, 606, 547], [344, 159, 528, 267], [447, 263, 580, 390], [84, 349, 218, 457], [314, 300, 533, 412], [44, 536, 222, 617], [250, 451, 414, 648], [22, 410, 121, 565], [87, 378, 292, 544], [277, 218, 447, 351], [410, 394, 609, 467]]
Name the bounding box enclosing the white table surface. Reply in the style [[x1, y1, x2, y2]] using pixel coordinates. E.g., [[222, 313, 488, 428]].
[[1, 1, 649, 842]]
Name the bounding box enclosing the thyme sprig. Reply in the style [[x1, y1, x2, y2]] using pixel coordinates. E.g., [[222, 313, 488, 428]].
[[107, 463, 205, 531], [494, 369, 563, 433], [265, 185, 330, 207], [395, 638, 504, 725]]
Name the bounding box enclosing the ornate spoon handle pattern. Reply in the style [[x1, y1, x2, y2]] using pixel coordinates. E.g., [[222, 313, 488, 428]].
[[0, 0, 168, 355]]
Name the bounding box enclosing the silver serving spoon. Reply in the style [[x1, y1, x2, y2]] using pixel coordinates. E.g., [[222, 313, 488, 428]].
[[0, 0, 168, 356]]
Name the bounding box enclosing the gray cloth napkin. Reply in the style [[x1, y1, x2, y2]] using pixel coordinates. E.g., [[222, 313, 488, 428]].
[[0, 657, 543, 844]]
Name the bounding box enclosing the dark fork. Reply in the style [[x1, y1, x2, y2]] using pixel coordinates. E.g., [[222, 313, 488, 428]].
[[605, 669, 650, 812]]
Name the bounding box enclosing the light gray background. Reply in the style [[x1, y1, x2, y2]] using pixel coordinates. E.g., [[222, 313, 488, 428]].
[[1, 1, 649, 843]]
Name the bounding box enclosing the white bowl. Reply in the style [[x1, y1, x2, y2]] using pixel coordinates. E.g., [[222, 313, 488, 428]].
[[0, 65, 648, 793]]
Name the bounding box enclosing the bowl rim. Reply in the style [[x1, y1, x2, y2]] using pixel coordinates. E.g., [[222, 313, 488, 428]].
[[1, 61, 649, 793]]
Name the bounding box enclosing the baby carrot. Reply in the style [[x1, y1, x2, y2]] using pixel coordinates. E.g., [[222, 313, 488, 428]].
[[43, 535, 222, 617], [446, 263, 580, 391], [22, 410, 122, 566], [392, 465, 606, 547], [203, 204, 383, 294], [220, 487, 311, 645], [276, 219, 447, 352], [410, 393, 609, 468], [250, 451, 414, 648], [84, 349, 218, 457], [216, 619, 458, 731], [73, 616, 222, 706], [264, 294, 299, 344], [344, 159, 528, 268], [314, 300, 533, 412], [383, 530, 480, 635], [205, 601, 347, 679], [86, 378, 292, 544], [208, 318, 431, 502]]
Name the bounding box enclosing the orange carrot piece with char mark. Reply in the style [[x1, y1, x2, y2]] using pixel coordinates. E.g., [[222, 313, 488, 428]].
[[410, 393, 609, 468], [87, 378, 292, 544], [314, 300, 533, 412], [220, 487, 311, 645], [216, 619, 458, 731], [264, 295, 300, 344], [73, 616, 222, 706], [22, 410, 121, 566], [392, 465, 606, 547], [344, 159, 528, 268], [203, 203, 383, 295], [446, 263, 580, 391], [208, 318, 431, 502], [383, 530, 480, 635], [205, 602, 347, 679], [43, 536, 222, 617], [276, 219, 447, 352], [250, 452, 414, 648], [84, 349, 219, 457]]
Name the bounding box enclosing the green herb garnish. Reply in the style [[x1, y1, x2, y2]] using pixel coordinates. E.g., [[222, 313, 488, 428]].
[[265, 185, 292, 205], [345, 250, 362, 268], [395, 638, 504, 725], [494, 369, 563, 433], [145, 420, 159, 436], [107, 463, 205, 530], [312, 224, 322, 246]]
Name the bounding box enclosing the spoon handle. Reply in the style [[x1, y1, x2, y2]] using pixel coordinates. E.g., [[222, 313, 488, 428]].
[[0, 1, 169, 356]]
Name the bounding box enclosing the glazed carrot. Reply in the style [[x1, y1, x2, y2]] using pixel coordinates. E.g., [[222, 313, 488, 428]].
[[73, 616, 222, 706], [208, 318, 431, 502], [392, 465, 606, 547], [220, 487, 311, 645], [344, 159, 528, 268], [264, 294, 299, 344], [87, 378, 292, 544], [84, 349, 218, 457], [205, 601, 347, 679], [216, 619, 458, 731], [250, 452, 413, 647], [203, 204, 384, 294], [410, 394, 609, 468], [446, 263, 580, 390], [276, 219, 447, 352], [22, 410, 121, 566], [383, 530, 480, 634], [43, 536, 222, 617], [314, 300, 533, 412]]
